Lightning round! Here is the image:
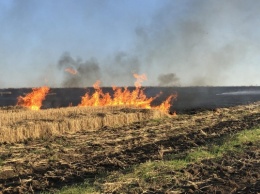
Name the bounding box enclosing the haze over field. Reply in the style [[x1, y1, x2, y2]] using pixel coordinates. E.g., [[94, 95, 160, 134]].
[[0, 0, 259, 88]]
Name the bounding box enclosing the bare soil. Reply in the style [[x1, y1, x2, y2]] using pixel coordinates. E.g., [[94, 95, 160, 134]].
[[0, 102, 259, 193], [178, 145, 260, 194]]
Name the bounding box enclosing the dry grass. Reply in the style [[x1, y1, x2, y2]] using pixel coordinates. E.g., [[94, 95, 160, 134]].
[[0, 102, 259, 193], [0, 106, 168, 143]]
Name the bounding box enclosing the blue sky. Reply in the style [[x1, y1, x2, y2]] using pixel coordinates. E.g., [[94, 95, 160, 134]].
[[0, 0, 259, 87]]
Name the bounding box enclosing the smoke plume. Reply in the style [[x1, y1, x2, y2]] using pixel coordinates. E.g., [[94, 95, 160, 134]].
[[1, 0, 260, 87], [103, 52, 141, 86], [133, 0, 260, 86], [45, 0, 260, 87], [158, 73, 179, 86], [58, 53, 101, 87]]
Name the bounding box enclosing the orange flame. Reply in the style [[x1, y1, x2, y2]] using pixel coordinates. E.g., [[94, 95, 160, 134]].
[[79, 74, 177, 113], [17, 86, 50, 110], [65, 67, 77, 75], [133, 73, 147, 88], [154, 95, 176, 113]]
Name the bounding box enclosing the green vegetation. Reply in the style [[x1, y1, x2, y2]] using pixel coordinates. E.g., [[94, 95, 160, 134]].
[[53, 127, 260, 193], [0, 158, 4, 166], [56, 181, 97, 194]]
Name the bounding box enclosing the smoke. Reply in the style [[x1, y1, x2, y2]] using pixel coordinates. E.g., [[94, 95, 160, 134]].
[[158, 73, 180, 86], [55, 52, 141, 87], [103, 52, 141, 86], [134, 0, 260, 86], [1, 0, 260, 87], [54, 0, 260, 87], [58, 53, 101, 87]]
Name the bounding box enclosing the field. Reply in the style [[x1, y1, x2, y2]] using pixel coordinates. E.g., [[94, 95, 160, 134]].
[[0, 106, 165, 143], [0, 102, 259, 193], [1, 86, 260, 112]]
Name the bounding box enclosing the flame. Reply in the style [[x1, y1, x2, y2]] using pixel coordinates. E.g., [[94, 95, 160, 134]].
[[133, 73, 147, 88], [79, 74, 176, 113], [65, 67, 77, 75], [154, 95, 176, 113], [17, 86, 50, 110]]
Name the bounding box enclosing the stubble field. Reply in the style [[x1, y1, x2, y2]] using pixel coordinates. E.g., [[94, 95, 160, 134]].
[[0, 101, 259, 193]]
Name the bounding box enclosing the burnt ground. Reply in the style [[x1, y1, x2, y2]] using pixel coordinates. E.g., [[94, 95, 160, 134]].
[[0, 102, 259, 193], [1, 86, 260, 113]]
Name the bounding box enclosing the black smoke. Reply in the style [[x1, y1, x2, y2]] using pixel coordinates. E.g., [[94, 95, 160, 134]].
[[158, 73, 179, 86], [58, 53, 101, 87]]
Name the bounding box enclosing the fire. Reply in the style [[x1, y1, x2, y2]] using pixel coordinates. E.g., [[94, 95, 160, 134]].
[[133, 73, 147, 88], [79, 81, 155, 109], [65, 67, 77, 75], [79, 74, 177, 113], [17, 86, 50, 110], [15, 74, 177, 113], [154, 95, 176, 113]]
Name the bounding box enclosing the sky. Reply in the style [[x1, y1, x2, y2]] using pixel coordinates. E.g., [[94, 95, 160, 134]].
[[0, 0, 260, 88]]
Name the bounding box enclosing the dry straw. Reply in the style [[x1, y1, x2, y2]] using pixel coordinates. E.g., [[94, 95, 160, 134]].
[[0, 106, 167, 143]]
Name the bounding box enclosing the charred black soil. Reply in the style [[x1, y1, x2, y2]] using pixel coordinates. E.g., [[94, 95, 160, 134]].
[[0, 102, 259, 193], [1, 86, 260, 113]]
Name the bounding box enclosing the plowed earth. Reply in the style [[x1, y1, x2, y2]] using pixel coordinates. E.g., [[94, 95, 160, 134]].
[[0, 102, 260, 193]]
